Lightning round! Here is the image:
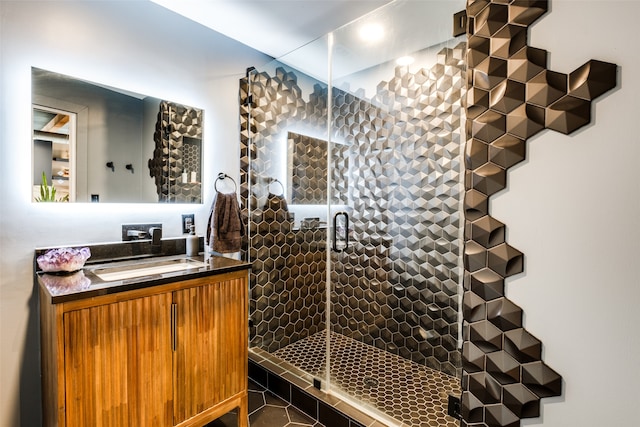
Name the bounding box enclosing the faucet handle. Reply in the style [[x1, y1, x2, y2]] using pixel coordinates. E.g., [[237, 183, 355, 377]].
[[149, 227, 162, 242]]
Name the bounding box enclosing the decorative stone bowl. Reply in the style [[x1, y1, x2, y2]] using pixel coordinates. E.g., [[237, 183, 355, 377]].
[[37, 247, 91, 273]]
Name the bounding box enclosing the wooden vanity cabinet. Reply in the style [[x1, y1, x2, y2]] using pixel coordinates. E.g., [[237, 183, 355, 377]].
[[40, 270, 249, 427]]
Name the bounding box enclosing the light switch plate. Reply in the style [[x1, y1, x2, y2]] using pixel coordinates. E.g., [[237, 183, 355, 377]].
[[182, 214, 195, 234]]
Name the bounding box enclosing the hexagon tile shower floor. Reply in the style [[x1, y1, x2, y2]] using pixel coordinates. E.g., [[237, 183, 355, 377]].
[[274, 331, 461, 426]]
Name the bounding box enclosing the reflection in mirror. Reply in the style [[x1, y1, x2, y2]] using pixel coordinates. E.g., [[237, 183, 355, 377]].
[[31, 67, 203, 203], [33, 106, 75, 202]]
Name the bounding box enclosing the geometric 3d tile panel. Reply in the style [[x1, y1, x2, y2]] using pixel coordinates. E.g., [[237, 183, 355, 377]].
[[239, 41, 467, 387], [149, 101, 203, 202], [463, 1, 618, 426]]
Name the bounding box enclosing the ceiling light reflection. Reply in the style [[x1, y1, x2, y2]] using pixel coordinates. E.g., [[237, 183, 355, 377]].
[[359, 23, 384, 42], [396, 56, 415, 66]]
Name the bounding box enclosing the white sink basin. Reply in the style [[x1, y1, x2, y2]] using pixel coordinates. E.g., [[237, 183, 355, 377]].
[[92, 258, 205, 281]]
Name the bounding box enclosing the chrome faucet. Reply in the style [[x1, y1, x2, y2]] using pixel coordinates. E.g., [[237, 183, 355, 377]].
[[127, 229, 147, 239]]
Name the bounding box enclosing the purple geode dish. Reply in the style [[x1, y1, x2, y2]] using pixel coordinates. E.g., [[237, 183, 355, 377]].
[[37, 247, 91, 273]]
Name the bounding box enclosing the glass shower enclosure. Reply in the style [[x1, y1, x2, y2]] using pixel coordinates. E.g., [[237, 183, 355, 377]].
[[240, 1, 466, 425]]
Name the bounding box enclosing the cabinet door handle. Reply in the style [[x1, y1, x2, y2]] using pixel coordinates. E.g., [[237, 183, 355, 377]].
[[171, 303, 178, 351]]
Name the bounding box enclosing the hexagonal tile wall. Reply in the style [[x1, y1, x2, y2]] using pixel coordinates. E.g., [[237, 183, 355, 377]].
[[240, 42, 467, 382], [463, 1, 618, 426]]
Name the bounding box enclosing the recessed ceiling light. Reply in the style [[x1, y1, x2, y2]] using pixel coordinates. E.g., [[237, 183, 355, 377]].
[[359, 23, 384, 42], [396, 56, 415, 66]]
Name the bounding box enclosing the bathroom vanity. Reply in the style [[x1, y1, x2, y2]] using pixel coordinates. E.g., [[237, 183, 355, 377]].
[[38, 254, 250, 427]]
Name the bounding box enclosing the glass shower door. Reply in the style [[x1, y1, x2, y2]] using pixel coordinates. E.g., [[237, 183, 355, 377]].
[[242, 50, 333, 385], [325, 1, 466, 424], [243, 1, 466, 425]]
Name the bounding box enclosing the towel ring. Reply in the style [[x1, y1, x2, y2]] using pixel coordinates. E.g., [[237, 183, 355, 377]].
[[215, 172, 238, 192], [269, 178, 285, 196]]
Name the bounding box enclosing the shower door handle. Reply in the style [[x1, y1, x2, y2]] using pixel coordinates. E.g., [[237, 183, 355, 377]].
[[332, 212, 349, 252]]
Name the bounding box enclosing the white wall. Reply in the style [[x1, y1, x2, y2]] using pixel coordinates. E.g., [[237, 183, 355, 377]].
[[491, 1, 640, 426], [0, 1, 270, 425]]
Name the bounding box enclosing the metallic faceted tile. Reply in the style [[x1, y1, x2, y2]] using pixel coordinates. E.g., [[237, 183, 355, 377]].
[[487, 297, 523, 333], [505, 103, 545, 139], [490, 79, 526, 114], [470, 162, 507, 196], [467, 371, 502, 404], [521, 361, 562, 398], [464, 189, 489, 221], [569, 59, 618, 101], [526, 70, 568, 107], [503, 328, 542, 364], [468, 35, 491, 69], [472, 109, 507, 143], [464, 241, 488, 273], [507, 46, 548, 83], [462, 341, 486, 373], [502, 383, 541, 418], [461, 390, 484, 423], [545, 95, 592, 134], [489, 134, 526, 169], [473, 56, 508, 90], [463, 290, 486, 322], [490, 24, 528, 59], [486, 350, 521, 385], [470, 268, 505, 301], [468, 320, 503, 353], [485, 403, 520, 427], [467, 87, 490, 120], [471, 215, 505, 248], [508, 0, 549, 26], [487, 243, 524, 278], [150, 101, 203, 202], [474, 3, 509, 38]]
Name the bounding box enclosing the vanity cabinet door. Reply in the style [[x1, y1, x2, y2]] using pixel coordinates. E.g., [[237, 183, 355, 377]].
[[63, 293, 174, 427], [172, 274, 248, 426]]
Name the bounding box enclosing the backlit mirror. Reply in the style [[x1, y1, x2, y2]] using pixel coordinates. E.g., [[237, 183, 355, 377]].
[[31, 67, 203, 203]]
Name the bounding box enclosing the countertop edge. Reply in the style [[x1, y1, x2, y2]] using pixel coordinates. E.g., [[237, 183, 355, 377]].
[[38, 254, 251, 304]]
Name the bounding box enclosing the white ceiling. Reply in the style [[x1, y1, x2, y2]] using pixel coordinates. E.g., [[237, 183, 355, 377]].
[[150, 0, 466, 80], [149, 0, 392, 59]]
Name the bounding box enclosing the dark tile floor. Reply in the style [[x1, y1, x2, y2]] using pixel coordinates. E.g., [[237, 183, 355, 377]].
[[206, 380, 325, 427]]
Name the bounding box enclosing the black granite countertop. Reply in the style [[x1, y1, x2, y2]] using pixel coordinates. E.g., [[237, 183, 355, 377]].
[[37, 254, 251, 304]]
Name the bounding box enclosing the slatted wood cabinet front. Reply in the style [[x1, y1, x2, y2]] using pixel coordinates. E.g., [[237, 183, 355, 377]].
[[40, 269, 249, 427]]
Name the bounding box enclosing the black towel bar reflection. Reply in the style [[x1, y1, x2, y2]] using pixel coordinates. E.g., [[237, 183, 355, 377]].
[[333, 212, 349, 252]]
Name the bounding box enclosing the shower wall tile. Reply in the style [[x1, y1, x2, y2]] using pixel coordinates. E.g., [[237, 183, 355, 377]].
[[240, 42, 467, 380], [463, 0, 617, 426]]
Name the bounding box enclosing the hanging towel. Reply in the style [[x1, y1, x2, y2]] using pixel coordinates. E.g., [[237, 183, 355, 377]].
[[206, 191, 245, 253]]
